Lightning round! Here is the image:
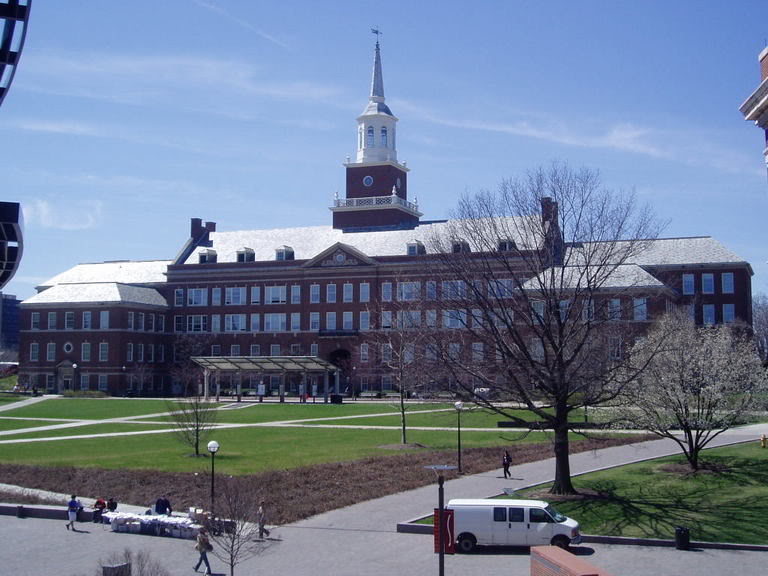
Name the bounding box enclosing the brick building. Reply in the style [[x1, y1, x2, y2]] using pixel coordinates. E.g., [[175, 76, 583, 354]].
[[18, 41, 754, 397]]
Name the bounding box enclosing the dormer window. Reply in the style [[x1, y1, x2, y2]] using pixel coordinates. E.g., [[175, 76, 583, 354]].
[[498, 239, 516, 252], [237, 248, 255, 263], [276, 246, 294, 261], [407, 241, 426, 256], [198, 249, 217, 264], [452, 239, 470, 254]]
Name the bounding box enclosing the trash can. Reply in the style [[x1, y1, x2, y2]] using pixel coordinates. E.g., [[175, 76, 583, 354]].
[[330, 394, 343, 404], [675, 526, 690, 550]]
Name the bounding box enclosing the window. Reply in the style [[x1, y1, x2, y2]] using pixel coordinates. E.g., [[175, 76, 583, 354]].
[[237, 248, 255, 262], [397, 310, 421, 329], [212, 314, 221, 332], [448, 342, 461, 361], [174, 289, 184, 306], [426, 281, 437, 301], [265, 286, 287, 304], [326, 312, 337, 330], [212, 287, 221, 306], [290, 344, 302, 355], [64, 311, 75, 330], [682, 273, 694, 295], [366, 125, 374, 147], [276, 246, 294, 260], [174, 315, 184, 332], [187, 315, 208, 332], [381, 126, 388, 147], [452, 240, 470, 253], [147, 314, 155, 331], [380, 310, 392, 330], [29, 343, 39, 362], [407, 241, 425, 256], [310, 312, 320, 331], [702, 273, 714, 295], [508, 508, 524, 522], [360, 343, 369, 363], [99, 342, 108, 362], [723, 304, 735, 324], [250, 286, 261, 304], [493, 508, 507, 522], [264, 313, 287, 332], [531, 301, 545, 324], [558, 300, 570, 322], [444, 309, 466, 329], [100, 311, 110, 329], [231, 344, 240, 356], [360, 282, 370, 303], [137, 313, 145, 331], [250, 313, 261, 332], [291, 313, 301, 331], [489, 279, 514, 299], [703, 304, 715, 325], [226, 286, 247, 305], [529, 509, 551, 523], [80, 374, 89, 391], [250, 344, 261, 356], [609, 337, 622, 361], [137, 343, 144, 362], [225, 314, 247, 332], [270, 344, 281, 356], [310, 284, 320, 304], [326, 284, 337, 303], [531, 338, 544, 361], [126, 343, 133, 362], [397, 282, 421, 301], [360, 311, 370, 331], [47, 312, 56, 330], [199, 250, 216, 263], [291, 285, 301, 304], [211, 345, 221, 356], [310, 343, 319, 356], [81, 311, 91, 329], [82, 342, 91, 362], [498, 239, 516, 252], [188, 288, 207, 306], [608, 299, 621, 321], [343, 311, 354, 330], [472, 342, 484, 362], [158, 345, 165, 363], [30, 312, 40, 329], [127, 312, 134, 330], [98, 375, 108, 391], [157, 316, 165, 332], [46, 342, 56, 361], [382, 375, 393, 391], [381, 282, 392, 302], [442, 280, 466, 300], [722, 273, 734, 294], [381, 343, 393, 363], [343, 283, 353, 303], [426, 309, 437, 328], [581, 299, 594, 323], [633, 298, 647, 321]]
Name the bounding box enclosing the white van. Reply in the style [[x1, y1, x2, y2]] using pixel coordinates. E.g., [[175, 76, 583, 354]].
[[446, 498, 581, 552]]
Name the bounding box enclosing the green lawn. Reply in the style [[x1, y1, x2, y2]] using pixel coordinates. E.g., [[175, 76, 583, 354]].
[[189, 401, 412, 424], [519, 442, 768, 545], [0, 398, 182, 419], [0, 418, 63, 432], [0, 422, 174, 440]]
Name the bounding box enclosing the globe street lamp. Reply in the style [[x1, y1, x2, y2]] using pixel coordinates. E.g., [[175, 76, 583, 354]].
[[424, 464, 457, 576], [454, 401, 464, 474], [207, 440, 219, 517]]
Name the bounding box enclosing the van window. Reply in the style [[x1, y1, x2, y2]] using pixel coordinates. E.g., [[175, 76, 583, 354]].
[[545, 505, 566, 523], [508, 507, 524, 522], [529, 508, 552, 523], [493, 507, 506, 522]]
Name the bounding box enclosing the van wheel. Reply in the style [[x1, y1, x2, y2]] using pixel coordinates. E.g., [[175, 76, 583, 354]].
[[551, 535, 570, 550], [457, 534, 476, 553]]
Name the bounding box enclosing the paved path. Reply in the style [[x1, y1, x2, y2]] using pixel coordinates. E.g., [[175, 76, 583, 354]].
[[2, 423, 768, 575]]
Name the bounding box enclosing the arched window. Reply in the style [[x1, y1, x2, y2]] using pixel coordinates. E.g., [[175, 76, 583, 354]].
[[366, 126, 374, 147], [381, 127, 388, 147]]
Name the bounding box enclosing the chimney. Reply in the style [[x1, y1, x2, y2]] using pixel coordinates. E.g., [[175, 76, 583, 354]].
[[190, 218, 203, 238], [541, 196, 558, 224]]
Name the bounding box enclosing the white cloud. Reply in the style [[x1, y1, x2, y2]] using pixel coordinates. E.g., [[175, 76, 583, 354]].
[[191, 0, 289, 49], [15, 120, 101, 137], [24, 198, 103, 230]]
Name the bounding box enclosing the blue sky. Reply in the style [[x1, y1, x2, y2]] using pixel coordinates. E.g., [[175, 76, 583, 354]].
[[2, 0, 767, 300]]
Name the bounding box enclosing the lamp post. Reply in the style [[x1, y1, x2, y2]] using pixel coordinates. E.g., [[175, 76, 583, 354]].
[[454, 401, 464, 474], [425, 464, 457, 576], [207, 440, 219, 517], [71, 364, 77, 392]]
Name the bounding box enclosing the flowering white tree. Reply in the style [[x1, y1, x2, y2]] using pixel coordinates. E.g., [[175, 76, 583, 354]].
[[621, 310, 767, 470]]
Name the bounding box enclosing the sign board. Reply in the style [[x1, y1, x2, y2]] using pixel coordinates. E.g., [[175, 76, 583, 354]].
[[257, 384, 265, 396], [433, 508, 455, 554]]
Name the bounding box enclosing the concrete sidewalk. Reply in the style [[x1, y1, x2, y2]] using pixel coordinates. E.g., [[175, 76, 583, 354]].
[[1, 425, 767, 575]]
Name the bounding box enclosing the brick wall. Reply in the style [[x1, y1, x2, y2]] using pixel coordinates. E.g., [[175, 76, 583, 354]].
[[530, 546, 614, 576]]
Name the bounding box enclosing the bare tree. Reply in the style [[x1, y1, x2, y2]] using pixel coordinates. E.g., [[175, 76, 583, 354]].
[[208, 476, 271, 576], [167, 395, 218, 457], [426, 163, 661, 493], [97, 548, 170, 576], [170, 333, 215, 395], [619, 310, 767, 470], [753, 293, 768, 365]]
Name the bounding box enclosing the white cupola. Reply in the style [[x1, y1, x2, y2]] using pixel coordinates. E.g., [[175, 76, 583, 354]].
[[356, 40, 398, 164]]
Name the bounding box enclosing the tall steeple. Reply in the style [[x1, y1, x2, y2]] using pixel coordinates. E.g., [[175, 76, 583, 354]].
[[331, 34, 421, 231]]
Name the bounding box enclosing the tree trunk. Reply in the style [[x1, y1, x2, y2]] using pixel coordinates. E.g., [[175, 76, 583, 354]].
[[400, 390, 407, 444], [549, 418, 576, 495]]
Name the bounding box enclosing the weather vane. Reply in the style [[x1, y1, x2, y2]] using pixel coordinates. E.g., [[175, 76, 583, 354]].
[[371, 27, 382, 41]]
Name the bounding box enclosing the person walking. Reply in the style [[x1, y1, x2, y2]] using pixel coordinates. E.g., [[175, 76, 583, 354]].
[[257, 500, 270, 539], [194, 527, 213, 574], [65, 495, 81, 530], [502, 450, 512, 479]]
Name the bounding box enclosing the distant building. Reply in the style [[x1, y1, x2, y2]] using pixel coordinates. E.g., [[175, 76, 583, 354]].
[[17, 40, 754, 397], [740, 46, 768, 172], [0, 293, 20, 356]]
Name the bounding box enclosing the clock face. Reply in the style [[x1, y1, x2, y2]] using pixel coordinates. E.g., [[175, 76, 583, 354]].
[[363, 175, 374, 187]]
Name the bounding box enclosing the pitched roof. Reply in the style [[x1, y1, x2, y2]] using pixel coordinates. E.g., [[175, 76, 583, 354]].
[[23, 283, 167, 307], [37, 260, 170, 290]]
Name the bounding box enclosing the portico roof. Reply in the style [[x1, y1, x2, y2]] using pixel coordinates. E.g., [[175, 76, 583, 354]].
[[190, 355, 338, 373]]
